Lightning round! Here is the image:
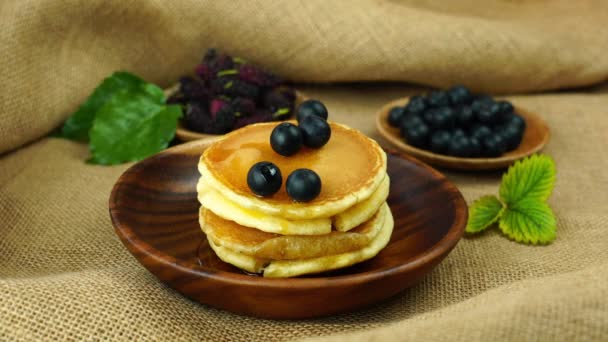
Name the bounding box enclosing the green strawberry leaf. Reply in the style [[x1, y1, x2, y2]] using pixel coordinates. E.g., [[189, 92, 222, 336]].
[[498, 198, 556, 244], [88, 89, 181, 165], [60, 72, 164, 141], [499, 154, 556, 206], [466, 195, 505, 234]]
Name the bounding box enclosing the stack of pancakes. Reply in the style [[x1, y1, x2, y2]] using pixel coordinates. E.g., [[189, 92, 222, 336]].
[[197, 121, 393, 278]]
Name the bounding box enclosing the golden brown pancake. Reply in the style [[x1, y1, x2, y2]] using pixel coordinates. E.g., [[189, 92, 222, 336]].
[[200, 205, 385, 260], [199, 121, 386, 220], [207, 203, 394, 278]]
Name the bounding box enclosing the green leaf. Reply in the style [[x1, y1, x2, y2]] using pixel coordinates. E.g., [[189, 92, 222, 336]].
[[466, 195, 505, 234], [88, 89, 182, 165], [60, 72, 164, 141], [499, 154, 556, 205], [498, 199, 556, 244]]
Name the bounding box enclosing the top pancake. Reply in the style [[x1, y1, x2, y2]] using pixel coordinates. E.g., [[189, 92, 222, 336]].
[[199, 121, 387, 220]]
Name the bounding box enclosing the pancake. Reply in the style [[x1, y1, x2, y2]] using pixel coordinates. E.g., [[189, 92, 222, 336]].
[[197, 175, 390, 235], [200, 204, 386, 260], [207, 203, 394, 278], [333, 175, 390, 232], [199, 121, 387, 220]]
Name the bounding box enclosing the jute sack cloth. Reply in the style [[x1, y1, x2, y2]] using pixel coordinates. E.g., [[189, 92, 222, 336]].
[[1, 84, 607, 341], [1, 0, 608, 154], [1, 0, 608, 340]]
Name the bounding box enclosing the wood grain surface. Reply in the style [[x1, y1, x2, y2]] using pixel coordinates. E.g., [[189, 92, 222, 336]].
[[109, 140, 467, 319], [376, 98, 550, 170]]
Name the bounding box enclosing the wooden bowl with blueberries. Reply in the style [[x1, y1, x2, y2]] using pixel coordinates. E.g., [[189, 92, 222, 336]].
[[376, 85, 550, 170], [166, 49, 307, 145]]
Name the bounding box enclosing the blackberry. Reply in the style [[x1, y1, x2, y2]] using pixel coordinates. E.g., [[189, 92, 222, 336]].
[[388, 106, 407, 127], [447, 85, 472, 105], [427, 90, 450, 108], [183, 102, 214, 133], [451, 128, 467, 139], [263, 90, 294, 120], [209, 99, 236, 133], [233, 109, 273, 129], [239, 64, 281, 87], [194, 63, 216, 81], [471, 95, 494, 113], [405, 95, 427, 114], [230, 97, 256, 117], [212, 78, 260, 98], [179, 77, 209, 102]]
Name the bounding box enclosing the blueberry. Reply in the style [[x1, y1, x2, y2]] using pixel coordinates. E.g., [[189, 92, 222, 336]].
[[299, 115, 331, 148], [477, 103, 502, 125], [405, 95, 427, 114], [451, 128, 467, 139], [429, 107, 454, 130], [508, 114, 526, 131], [387, 106, 407, 127], [422, 109, 436, 125], [403, 122, 430, 148], [469, 137, 482, 157], [470, 125, 493, 141], [498, 100, 514, 115], [247, 161, 282, 197], [499, 124, 523, 151], [482, 135, 507, 157], [447, 85, 472, 105], [400, 114, 425, 134], [427, 90, 450, 108], [471, 95, 494, 113], [270, 122, 303, 156], [430, 130, 451, 154], [296, 99, 328, 122], [455, 105, 475, 127], [448, 135, 473, 157], [286, 168, 321, 202]]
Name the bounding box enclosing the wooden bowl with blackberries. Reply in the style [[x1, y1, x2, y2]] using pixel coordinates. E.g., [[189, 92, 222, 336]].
[[166, 49, 307, 145], [376, 85, 550, 170]]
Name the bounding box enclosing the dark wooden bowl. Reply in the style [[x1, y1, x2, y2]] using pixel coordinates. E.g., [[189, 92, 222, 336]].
[[109, 140, 467, 319], [376, 98, 550, 170], [164, 84, 308, 143]]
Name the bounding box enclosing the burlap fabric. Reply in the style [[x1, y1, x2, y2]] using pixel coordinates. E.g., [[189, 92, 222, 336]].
[[1, 0, 607, 341]]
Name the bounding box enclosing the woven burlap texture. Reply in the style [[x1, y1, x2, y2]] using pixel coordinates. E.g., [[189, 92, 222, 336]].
[[2, 0, 608, 154], [2, 0, 608, 340]]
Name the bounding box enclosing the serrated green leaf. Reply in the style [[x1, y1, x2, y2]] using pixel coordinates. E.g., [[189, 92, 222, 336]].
[[88, 90, 182, 165], [498, 199, 556, 244], [499, 154, 556, 206], [466, 195, 505, 234], [60, 72, 164, 141]]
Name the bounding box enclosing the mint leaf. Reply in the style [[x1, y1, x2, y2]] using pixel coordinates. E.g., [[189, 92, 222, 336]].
[[88, 89, 181, 165], [60, 72, 164, 141], [499, 154, 556, 206], [498, 199, 556, 244], [466, 195, 505, 234]]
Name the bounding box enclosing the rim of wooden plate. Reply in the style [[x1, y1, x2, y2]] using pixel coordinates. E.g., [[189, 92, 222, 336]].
[[375, 98, 550, 170]]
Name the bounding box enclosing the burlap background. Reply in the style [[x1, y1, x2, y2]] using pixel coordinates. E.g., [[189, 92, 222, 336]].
[[1, 0, 608, 341]]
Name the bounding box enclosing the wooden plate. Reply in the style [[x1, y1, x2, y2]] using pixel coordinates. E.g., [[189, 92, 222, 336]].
[[109, 140, 467, 319], [376, 98, 550, 170], [164, 84, 308, 143]]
